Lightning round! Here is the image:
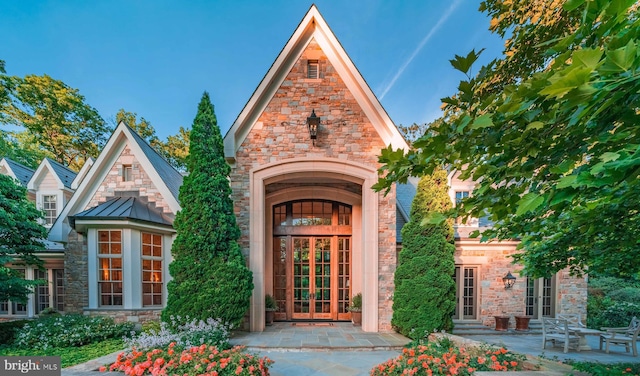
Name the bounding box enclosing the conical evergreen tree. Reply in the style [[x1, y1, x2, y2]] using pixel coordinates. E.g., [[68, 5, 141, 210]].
[[392, 168, 456, 339], [162, 92, 253, 328]]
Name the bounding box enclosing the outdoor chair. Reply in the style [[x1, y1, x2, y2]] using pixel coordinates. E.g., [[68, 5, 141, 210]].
[[542, 318, 581, 353], [556, 313, 586, 328], [599, 316, 639, 357]]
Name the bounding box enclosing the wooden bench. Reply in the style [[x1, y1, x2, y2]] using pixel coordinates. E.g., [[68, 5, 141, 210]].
[[600, 316, 639, 357], [542, 318, 581, 353]]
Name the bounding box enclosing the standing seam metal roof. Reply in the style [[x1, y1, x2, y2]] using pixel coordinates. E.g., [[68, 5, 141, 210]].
[[3, 157, 35, 187], [45, 158, 78, 189], [125, 124, 183, 202]]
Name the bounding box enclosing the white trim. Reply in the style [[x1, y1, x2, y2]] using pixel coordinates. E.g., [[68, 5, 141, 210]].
[[0, 158, 20, 182], [49, 122, 181, 243], [71, 158, 94, 189]]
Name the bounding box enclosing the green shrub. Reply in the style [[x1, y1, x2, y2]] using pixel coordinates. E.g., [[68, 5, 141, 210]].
[[163, 93, 253, 328], [599, 302, 640, 328], [0, 320, 29, 345], [608, 287, 640, 303], [569, 361, 640, 376], [392, 170, 456, 339], [13, 314, 134, 350]]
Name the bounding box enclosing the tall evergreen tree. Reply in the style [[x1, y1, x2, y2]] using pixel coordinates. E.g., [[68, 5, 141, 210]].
[[392, 169, 456, 339], [0, 174, 46, 302], [162, 92, 253, 328]]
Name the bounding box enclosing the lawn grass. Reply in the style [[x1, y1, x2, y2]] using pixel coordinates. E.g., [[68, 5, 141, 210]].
[[0, 338, 125, 368]]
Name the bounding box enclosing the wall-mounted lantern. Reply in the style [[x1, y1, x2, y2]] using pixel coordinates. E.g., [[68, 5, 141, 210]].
[[503, 271, 516, 289], [306, 109, 320, 145]]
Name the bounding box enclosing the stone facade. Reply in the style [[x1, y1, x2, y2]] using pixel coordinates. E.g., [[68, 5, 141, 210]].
[[455, 240, 587, 328], [85, 144, 173, 215], [230, 39, 397, 331]]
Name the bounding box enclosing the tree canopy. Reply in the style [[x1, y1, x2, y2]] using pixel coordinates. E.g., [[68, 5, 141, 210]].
[[0, 174, 46, 302], [375, 0, 640, 277], [114, 109, 189, 172], [1, 73, 111, 171]]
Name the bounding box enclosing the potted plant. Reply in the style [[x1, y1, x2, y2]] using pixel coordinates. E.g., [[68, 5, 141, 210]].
[[348, 293, 362, 326], [265, 294, 278, 326], [494, 311, 510, 331]]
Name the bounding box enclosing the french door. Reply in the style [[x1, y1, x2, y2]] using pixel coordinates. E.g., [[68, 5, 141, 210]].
[[292, 237, 332, 319], [525, 276, 556, 319], [272, 200, 352, 321], [453, 266, 478, 320]]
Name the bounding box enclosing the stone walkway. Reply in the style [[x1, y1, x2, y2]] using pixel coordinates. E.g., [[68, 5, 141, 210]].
[[61, 322, 638, 376], [230, 322, 410, 350]]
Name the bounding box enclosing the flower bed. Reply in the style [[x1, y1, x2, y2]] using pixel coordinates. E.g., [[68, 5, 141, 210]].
[[371, 334, 526, 375], [103, 343, 272, 376]]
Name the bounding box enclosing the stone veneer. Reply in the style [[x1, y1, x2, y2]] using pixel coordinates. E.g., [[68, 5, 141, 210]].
[[229, 39, 397, 331], [64, 144, 174, 317], [85, 309, 161, 324], [455, 239, 587, 328]]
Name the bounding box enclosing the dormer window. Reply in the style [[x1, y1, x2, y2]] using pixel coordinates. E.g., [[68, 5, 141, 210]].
[[122, 164, 133, 182], [43, 195, 57, 225], [455, 191, 470, 205], [307, 60, 319, 79]]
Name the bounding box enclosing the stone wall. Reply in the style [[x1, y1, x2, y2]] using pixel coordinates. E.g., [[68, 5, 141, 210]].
[[85, 309, 161, 324], [229, 39, 396, 331], [86, 144, 173, 215], [64, 230, 88, 313]]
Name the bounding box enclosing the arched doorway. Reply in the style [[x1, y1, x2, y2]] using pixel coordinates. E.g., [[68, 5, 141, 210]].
[[272, 200, 352, 320]]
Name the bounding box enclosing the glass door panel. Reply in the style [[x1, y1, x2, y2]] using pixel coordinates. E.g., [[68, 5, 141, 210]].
[[313, 238, 332, 319], [293, 238, 311, 318]]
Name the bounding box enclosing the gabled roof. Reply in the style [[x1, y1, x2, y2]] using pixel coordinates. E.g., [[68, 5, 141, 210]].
[[223, 4, 409, 159], [49, 122, 182, 242], [28, 158, 77, 191], [0, 157, 35, 187], [70, 196, 173, 228]]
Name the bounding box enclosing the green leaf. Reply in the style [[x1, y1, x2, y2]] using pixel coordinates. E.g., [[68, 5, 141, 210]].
[[470, 114, 493, 130], [516, 193, 544, 216], [421, 212, 447, 226], [563, 0, 585, 11], [599, 40, 638, 73], [557, 174, 578, 188], [572, 49, 603, 69], [526, 121, 544, 131], [449, 49, 484, 74], [600, 152, 620, 162], [540, 67, 593, 98]]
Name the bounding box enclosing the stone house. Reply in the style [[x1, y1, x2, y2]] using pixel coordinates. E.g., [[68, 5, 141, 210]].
[[1, 5, 586, 331]]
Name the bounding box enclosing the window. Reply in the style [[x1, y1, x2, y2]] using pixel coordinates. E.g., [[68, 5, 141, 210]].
[[98, 230, 123, 306], [122, 164, 133, 182], [34, 269, 49, 314], [141, 233, 163, 306], [43, 195, 57, 225], [53, 269, 65, 312], [455, 191, 470, 205], [307, 60, 319, 79]]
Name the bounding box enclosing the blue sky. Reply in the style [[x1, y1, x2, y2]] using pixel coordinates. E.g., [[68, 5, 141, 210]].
[[1, 1, 504, 140]]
